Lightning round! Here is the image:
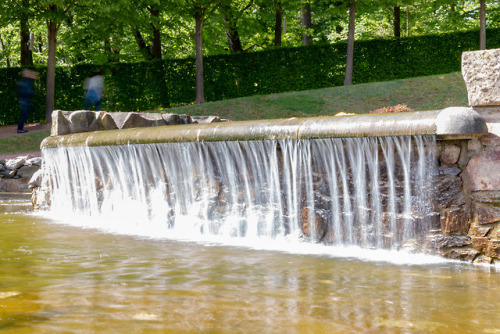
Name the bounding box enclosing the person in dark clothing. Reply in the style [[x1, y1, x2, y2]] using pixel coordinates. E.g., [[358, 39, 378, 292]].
[[17, 69, 38, 133]]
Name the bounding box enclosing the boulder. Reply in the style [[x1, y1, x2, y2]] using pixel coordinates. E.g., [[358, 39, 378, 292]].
[[17, 165, 40, 179], [5, 157, 26, 170]]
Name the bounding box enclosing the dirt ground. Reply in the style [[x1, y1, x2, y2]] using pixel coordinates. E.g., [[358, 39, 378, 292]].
[[0, 122, 51, 160]]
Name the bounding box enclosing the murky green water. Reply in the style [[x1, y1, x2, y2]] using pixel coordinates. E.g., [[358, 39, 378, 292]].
[[1, 196, 500, 334]]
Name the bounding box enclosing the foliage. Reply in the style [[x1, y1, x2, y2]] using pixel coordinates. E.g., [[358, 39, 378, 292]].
[[0, 28, 497, 125]]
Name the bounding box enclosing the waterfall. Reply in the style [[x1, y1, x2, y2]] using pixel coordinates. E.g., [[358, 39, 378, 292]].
[[38, 136, 436, 250]]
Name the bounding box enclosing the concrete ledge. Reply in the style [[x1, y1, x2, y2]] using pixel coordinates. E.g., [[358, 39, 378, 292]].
[[41, 108, 488, 149]]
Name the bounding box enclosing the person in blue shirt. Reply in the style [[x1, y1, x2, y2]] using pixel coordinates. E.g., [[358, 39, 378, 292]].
[[16, 69, 38, 133]]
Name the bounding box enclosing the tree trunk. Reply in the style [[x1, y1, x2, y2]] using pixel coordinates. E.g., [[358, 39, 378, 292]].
[[149, 6, 162, 59], [45, 19, 58, 121], [132, 28, 153, 60], [222, 5, 244, 53], [479, 0, 486, 50], [406, 5, 410, 37], [20, 0, 33, 66], [301, 1, 312, 46], [0, 35, 11, 67], [344, 0, 355, 86], [195, 9, 205, 104], [274, 1, 282, 47], [394, 6, 400, 38]]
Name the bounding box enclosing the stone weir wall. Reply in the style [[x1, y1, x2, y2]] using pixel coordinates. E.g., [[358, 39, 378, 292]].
[[28, 49, 500, 264]]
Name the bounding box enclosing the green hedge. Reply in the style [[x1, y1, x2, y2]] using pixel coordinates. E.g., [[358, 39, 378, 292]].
[[0, 28, 497, 125]]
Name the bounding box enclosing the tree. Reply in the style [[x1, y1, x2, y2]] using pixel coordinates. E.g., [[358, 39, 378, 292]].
[[479, 0, 486, 49], [344, 0, 355, 85], [183, 0, 216, 104], [218, 0, 255, 53], [301, 0, 312, 45], [37, 1, 77, 121]]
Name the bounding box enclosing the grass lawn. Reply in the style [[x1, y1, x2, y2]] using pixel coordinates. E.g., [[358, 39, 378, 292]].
[[0, 71, 469, 155], [0, 130, 50, 156], [165, 72, 468, 121]]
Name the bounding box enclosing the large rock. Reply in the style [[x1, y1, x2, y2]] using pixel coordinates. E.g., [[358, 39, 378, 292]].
[[466, 148, 500, 191], [5, 157, 26, 170], [462, 49, 500, 106]]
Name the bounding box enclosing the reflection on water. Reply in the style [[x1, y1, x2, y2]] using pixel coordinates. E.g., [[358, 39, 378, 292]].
[[1, 198, 500, 333]]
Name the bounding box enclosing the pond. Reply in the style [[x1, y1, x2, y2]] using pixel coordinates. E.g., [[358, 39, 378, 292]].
[[1, 195, 500, 333]]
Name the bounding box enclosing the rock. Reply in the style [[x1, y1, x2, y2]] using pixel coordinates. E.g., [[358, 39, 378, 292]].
[[0, 169, 16, 178], [300, 207, 327, 242], [191, 116, 222, 124], [427, 235, 471, 248], [179, 115, 193, 124], [445, 248, 480, 262], [17, 165, 40, 179], [161, 113, 182, 125], [440, 206, 469, 235], [462, 49, 500, 106], [118, 112, 161, 129], [5, 157, 26, 170], [473, 255, 492, 265], [51, 110, 72, 136], [434, 175, 465, 209], [481, 133, 500, 147], [474, 203, 500, 225], [28, 169, 43, 189], [100, 113, 119, 130], [439, 144, 461, 165], [0, 164, 4, 172], [109, 112, 129, 129], [69, 110, 100, 133], [0, 178, 29, 192], [466, 148, 500, 191], [486, 240, 500, 258], [25, 157, 42, 166]]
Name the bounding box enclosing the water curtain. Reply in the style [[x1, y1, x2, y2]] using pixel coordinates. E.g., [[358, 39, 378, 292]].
[[38, 108, 487, 251]]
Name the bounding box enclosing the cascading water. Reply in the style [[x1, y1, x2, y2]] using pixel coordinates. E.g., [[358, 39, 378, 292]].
[[37, 135, 436, 251]]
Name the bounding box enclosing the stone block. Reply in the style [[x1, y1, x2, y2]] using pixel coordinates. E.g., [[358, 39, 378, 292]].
[[191, 116, 222, 124], [471, 236, 489, 252], [473, 255, 492, 265], [161, 113, 182, 125], [100, 113, 119, 130], [474, 202, 500, 225], [440, 206, 469, 235], [51, 110, 72, 136], [446, 248, 479, 262], [427, 235, 471, 248], [486, 240, 500, 258], [69, 110, 100, 133], [469, 224, 491, 237], [434, 175, 465, 209], [462, 49, 500, 106], [120, 112, 160, 129], [440, 144, 461, 165], [466, 148, 500, 191]]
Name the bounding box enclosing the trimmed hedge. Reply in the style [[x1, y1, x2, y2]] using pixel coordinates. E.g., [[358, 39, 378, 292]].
[[0, 28, 498, 125]]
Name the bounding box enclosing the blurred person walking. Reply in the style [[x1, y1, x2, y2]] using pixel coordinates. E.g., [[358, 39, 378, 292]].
[[84, 70, 104, 111], [17, 69, 38, 134]]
